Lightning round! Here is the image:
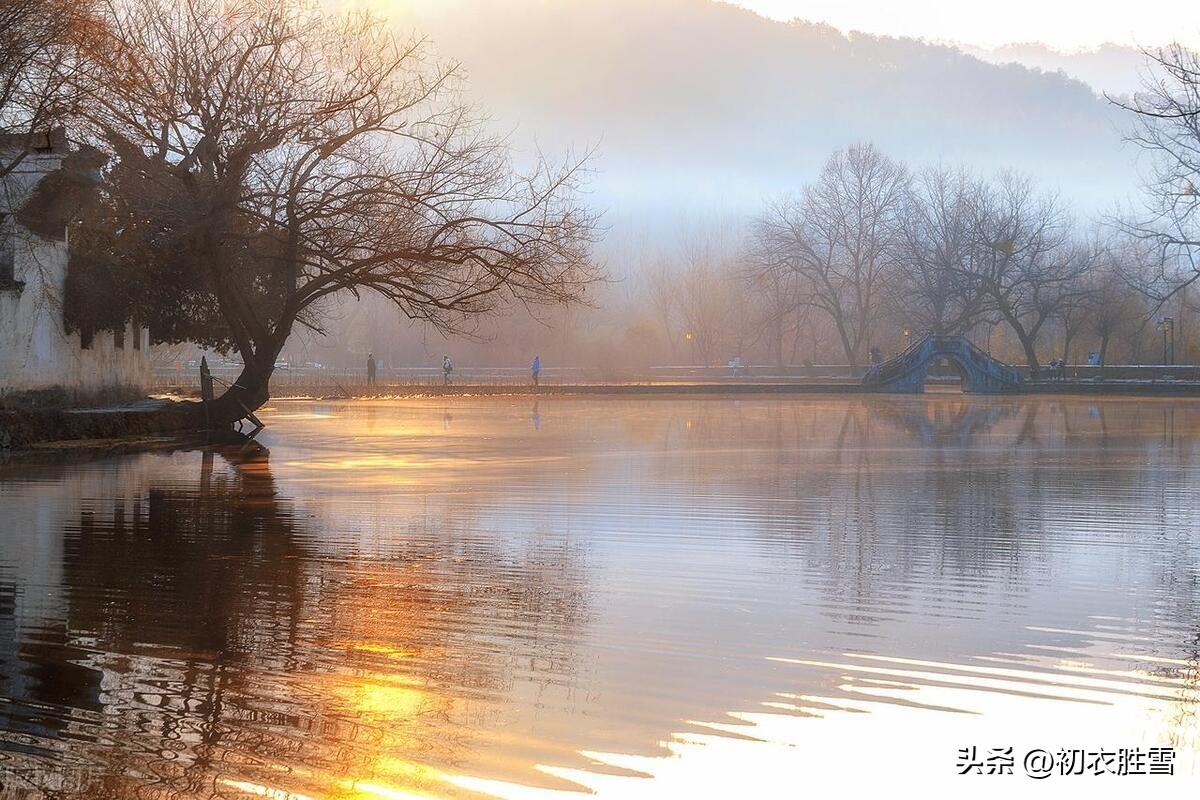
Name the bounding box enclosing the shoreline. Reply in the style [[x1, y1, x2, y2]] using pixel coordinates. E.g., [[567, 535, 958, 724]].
[[265, 379, 1200, 399], [7, 381, 1200, 455]]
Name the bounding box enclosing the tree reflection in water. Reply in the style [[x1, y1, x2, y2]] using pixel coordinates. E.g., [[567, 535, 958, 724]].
[[0, 445, 591, 799]]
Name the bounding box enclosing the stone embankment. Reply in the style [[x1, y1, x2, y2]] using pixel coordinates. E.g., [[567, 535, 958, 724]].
[[0, 396, 202, 451]]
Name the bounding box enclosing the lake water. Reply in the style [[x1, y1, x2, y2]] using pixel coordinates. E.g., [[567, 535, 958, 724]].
[[2, 395, 1200, 798]]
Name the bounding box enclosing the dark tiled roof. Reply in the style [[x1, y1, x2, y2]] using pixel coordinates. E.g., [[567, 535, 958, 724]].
[[0, 128, 69, 153]]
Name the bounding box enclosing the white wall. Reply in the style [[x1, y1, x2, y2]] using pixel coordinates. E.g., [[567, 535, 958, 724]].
[[0, 149, 150, 397]]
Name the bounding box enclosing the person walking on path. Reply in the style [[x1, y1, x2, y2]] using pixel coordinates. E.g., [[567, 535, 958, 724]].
[[442, 355, 453, 385], [531, 355, 541, 387], [366, 353, 377, 386]]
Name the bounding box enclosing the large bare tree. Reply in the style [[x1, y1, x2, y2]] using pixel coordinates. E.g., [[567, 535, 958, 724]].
[[70, 0, 598, 425], [895, 165, 988, 335], [748, 143, 908, 368], [966, 172, 1091, 375]]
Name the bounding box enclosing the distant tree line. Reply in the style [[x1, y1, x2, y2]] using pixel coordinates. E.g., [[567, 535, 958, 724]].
[[743, 144, 1133, 375], [615, 156, 1156, 375], [612, 41, 1200, 375]]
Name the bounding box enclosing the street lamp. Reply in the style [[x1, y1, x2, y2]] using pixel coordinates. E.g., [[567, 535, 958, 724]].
[[1156, 317, 1175, 366]]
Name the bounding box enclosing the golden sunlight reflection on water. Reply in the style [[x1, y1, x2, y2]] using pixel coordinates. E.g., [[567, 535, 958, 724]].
[[3, 396, 1200, 797]]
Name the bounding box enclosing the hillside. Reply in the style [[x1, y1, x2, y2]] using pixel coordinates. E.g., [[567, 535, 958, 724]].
[[963, 42, 1150, 98], [381, 0, 1139, 218]]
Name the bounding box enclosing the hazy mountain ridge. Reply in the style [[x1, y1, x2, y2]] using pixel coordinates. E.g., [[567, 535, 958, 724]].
[[371, 0, 1143, 235], [963, 42, 1151, 98]]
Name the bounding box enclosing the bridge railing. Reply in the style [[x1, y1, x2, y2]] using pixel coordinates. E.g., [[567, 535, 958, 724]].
[[862, 334, 1023, 388], [863, 336, 931, 385]]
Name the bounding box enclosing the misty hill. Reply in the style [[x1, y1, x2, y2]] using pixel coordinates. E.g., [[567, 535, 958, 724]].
[[963, 42, 1151, 98], [391, 0, 1141, 234]]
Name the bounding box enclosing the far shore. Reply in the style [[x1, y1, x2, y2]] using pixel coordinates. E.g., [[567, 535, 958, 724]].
[[9, 380, 1200, 455], [259, 379, 1200, 399]]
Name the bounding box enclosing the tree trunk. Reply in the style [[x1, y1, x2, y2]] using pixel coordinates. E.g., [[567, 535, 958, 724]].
[[1012, 328, 1040, 378], [179, 356, 276, 432], [773, 314, 785, 370], [994, 297, 1041, 377], [834, 318, 857, 370], [207, 361, 273, 428]]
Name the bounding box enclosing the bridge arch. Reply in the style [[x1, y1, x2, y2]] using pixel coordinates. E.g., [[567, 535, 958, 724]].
[[862, 335, 1024, 394]]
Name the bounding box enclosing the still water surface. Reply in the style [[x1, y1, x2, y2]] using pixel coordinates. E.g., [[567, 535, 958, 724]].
[[2, 395, 1200, 798]]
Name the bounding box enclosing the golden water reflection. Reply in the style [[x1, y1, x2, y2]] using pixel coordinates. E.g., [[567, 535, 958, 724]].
[[3, 396, 1200, 796]]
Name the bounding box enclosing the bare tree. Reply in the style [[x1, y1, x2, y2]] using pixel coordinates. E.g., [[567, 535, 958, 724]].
[[1088, 266, 1146, 367], [749, 143, 908, 367], [71, 0, 599, 425], [676, 235, 735, 367], [1050, 231, 1119, 363], [967, 172, 1091, 375], [0, 0, 94, 176], [643, 254, 681, 360], [739, 261, 803, 369], [895, 165, 988, 335], [1112, 44, 1200, 301]]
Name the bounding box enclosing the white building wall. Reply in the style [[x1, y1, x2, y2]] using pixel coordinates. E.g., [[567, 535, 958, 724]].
[[0, 148, 150, 397]]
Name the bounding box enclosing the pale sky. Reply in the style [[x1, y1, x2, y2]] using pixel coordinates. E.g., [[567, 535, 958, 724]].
[[354, 0, 1199, 52], [725, 0, 1199, 50]]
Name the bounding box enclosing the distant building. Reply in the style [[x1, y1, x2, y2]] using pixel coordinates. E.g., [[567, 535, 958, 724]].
[[0, 130, 149, 396]]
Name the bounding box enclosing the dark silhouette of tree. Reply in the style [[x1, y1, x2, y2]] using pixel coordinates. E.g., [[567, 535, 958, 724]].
[[67, 0, 599, 425]]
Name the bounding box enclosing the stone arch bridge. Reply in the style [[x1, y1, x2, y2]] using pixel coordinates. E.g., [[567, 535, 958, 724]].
[[862, 334, 1024, 394]]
